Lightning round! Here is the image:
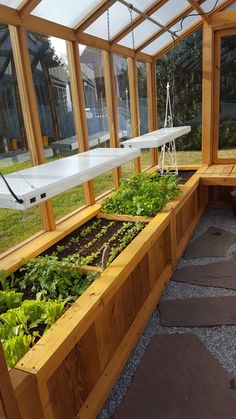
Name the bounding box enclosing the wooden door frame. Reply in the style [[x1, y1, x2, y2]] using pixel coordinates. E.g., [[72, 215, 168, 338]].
[[213, 27, 236, 164]]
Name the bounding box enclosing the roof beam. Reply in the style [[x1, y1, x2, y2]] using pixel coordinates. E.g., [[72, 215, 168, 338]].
[[75, 0, 116, 33], [111, 0, 168, 45], [186, 0, 209, 23], [18, 0, 43, 19]]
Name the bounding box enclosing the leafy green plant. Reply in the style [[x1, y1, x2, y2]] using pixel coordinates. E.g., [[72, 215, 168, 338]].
[[0, 290, 23, 314], [19, 255, 97, 299], [102, 173, 179, 217], [0, 270, 19, 291], [3, 332, 32, 368]]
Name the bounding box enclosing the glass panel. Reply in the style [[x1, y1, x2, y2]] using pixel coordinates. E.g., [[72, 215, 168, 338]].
[[0, 0, 22, 7], [113, 54, 131, 144], [0, 25, 42, 254], [26, 31, 86, 220], [151, 0, 189, 26], [225, 1, 236, 10], [142, 31, 173, 55], [85, 3, 138, 40], [32, 0, 101, 28], [218, 34, 236, 159], [119, 20, 158, 49], [130, 0, 157, 12], [201, 0, 225, 12], [80, 45, 114, 197], [156, 29, 202, 165], [137, 61, 150, 169], [170, 14, 200, 36]]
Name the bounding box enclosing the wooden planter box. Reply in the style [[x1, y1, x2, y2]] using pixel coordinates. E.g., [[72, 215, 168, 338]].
[[7, 170, 208, 419]]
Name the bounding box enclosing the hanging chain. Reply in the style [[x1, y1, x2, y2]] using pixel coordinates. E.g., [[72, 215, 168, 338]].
[[129, 4, 135, 51]]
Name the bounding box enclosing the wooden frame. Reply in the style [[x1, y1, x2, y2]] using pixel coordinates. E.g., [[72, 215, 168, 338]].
[[128, 57, 141, 173], [201, 24, 214, 165], [212, 27, 236, 164]]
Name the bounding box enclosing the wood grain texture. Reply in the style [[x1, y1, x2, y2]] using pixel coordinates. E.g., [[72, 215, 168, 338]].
[[0, 344, 20, 419]]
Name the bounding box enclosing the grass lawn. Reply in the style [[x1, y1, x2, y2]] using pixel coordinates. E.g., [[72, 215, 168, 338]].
[[0, 148, 234, 254]]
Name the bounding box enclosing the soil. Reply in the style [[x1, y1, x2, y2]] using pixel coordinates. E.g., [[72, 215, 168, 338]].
[[157, 170, 196, 185], [177, 170, 196, 184], [43, 217, 146, 267]]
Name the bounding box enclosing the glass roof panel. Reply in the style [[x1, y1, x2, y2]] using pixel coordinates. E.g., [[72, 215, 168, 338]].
[[150, 0, 189, 26], [141, 11, 201, 55], [119, 0, 190, 49], [85, 0, 159, 40], [142, 31, 173, 55], [32, 0, 101, 28], [129, 0, 157, 12], [225, 1, 236, 9], [118, 20, 158, 49], [85, 3, 139, 40], [201, 0, 225, 12], [0, 0, 22, 7], [170, 13, 200, 36]]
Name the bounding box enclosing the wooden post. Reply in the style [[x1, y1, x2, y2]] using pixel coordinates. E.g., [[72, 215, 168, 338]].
[[102, 50, 120, 188], [128, 56, 141, 173], [201, 24, 214, 165], [147, 61, 158, 166], [9, 25, 55, 231], [66, 41, 95, 205], [0, 343, 20, 419]]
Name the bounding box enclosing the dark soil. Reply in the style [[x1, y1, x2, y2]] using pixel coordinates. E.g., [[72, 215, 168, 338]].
[[177, 170, 196, 184], [157, 170, 196, 185], [43, 217, 146, 267]]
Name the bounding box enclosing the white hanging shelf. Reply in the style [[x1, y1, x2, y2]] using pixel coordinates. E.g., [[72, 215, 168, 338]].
[[0, 148, 140, 210], [122, 126, 191, 149]]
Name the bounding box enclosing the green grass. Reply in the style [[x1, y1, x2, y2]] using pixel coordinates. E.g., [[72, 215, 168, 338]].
[[0, 149, 234, 254]]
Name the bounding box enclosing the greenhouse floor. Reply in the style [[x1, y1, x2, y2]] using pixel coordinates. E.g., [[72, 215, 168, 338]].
[[98, 207, 236, 418]]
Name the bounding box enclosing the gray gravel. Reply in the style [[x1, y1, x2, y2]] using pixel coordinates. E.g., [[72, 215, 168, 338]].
[[98, 208, 236, 419]]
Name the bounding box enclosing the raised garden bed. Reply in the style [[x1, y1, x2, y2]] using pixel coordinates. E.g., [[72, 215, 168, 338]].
[[2, 168, 208, 419]]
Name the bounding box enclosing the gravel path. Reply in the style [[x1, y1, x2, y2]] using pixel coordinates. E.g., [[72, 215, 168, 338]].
[[98, 208, 236, 419]]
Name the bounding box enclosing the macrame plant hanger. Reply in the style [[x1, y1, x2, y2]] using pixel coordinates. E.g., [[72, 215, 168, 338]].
[[159, 38, 178, 176]]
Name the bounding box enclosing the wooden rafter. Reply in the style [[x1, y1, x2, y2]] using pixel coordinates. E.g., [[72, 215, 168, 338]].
[[111, 0, 168, 45], [18, 0, 43, 19], [75, 0, 116, 33], [186, 0, 209, 23]]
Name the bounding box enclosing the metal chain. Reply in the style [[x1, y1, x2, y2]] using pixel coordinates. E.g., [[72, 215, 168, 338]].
[[129, 4, 135, 51]]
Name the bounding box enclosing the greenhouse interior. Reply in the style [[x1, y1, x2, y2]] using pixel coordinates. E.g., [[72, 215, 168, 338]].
[[0, 0, 236, 418]]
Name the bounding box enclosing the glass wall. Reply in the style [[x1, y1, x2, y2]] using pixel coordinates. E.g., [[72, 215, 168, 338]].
[[0, 25, 42, 254], [218, 34, 236, 159], [137, 60, 150, 170], [26, 32, 86, 220], [80, 45, 113, 198], [156, 29, 202, 165], [113, 54, 135, 178]]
